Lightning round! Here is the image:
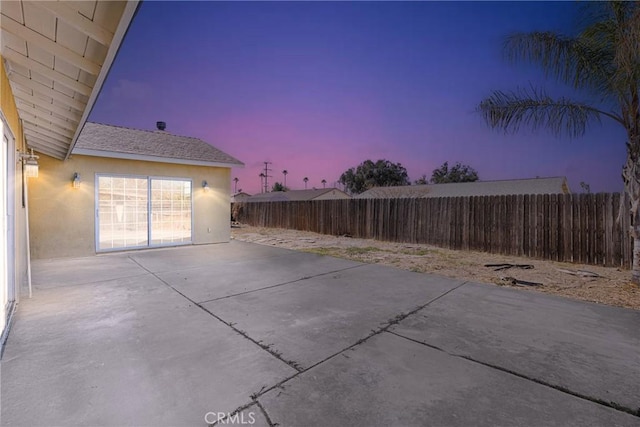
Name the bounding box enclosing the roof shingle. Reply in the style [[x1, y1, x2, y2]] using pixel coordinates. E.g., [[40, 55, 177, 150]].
[[73, 122, 244, 167], [244, 188, 350, 202]]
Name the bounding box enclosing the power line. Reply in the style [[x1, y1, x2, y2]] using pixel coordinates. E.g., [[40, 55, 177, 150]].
[[263, 161, 272, 193]]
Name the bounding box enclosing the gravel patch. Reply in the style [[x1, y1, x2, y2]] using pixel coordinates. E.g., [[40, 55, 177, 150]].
[[232, 225, 640, 310]]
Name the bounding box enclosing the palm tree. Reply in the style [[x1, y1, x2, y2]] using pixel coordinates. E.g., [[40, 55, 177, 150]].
[[321, 179, 327, 188], [259, 173, 265, 193], [303, 177, 309, 189], [233, 177, 239, 193], [478, 1, 640, 284], [282, 170, 288, 189]]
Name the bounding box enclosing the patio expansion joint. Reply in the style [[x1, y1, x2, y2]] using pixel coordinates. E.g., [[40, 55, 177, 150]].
[[196, 263, 368, 305], [128, 256, 306, 373], [201, 303, 306, 372], [245, 280, 471, 402], [255, 400, 277, 427], [387, 331, 640, 419]]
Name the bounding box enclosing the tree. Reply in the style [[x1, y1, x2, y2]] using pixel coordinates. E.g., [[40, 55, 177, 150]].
[[282, 170, 288, 188], [339, 159, 410, 194], [414, 174, 429, 185], [321, 179, 327, 188], [430, 161, 479, 184], [259, 173, 265, 193], [477, 2, 640, 283], [272, 182, 287, 192], [233, 177, 239, 193], [303, 177, 309, 189], [580, 181, 591, 193]]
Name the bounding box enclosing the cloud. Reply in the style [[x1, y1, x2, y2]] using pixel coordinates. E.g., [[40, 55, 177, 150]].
[[109, 79, 153, 103]]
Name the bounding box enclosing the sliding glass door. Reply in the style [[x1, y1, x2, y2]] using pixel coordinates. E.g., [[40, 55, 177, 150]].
[[150, 179, 192, 245], [97, 175, 192, 251], [97, 176, 148, 250]]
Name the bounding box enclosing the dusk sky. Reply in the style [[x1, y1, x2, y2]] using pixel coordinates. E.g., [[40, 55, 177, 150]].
[[89, 1, 626, 195]]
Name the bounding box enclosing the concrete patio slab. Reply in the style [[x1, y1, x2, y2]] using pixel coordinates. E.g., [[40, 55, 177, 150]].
[[259, 332, 639, 427], [3, 242, 639, 427], [1, 271, 295, 426], [128, 240, 296, 274], [157, 251, 361, 303], [390, 282, 640, 411], [31, 254, 144, 290], [202, 263, 465, 370]]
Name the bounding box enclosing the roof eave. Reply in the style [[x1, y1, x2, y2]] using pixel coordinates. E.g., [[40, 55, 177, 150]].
[[72, 148, 245, 169], [64, 1, 141, 160]]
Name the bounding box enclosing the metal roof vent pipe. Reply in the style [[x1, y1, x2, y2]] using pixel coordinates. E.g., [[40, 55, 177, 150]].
[[156, 121, 166, 131]]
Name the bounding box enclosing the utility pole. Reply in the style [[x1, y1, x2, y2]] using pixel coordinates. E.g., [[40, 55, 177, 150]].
[[263, 161, 272, 193]]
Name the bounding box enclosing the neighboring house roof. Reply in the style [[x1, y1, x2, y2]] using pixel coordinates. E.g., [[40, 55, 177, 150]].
[[231, 192, 252, 203], [356, 177, 571, 198], [244, 188, 351, 202], [73, 122, 244, 168]]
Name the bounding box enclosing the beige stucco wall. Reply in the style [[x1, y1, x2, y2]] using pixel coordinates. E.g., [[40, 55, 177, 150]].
[[28, 153, 231, 259], [1, 56, 25, 150]]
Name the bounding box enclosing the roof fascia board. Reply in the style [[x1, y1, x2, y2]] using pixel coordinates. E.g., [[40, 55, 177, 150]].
[[72, 148, 244, 169], [65, 0, 141, 160]]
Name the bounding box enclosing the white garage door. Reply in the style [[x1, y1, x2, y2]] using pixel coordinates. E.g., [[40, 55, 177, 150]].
[[97, 175, 192, 251]]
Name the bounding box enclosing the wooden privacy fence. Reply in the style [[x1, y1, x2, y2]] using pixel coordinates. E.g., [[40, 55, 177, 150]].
[[233, 193, 632, 268]]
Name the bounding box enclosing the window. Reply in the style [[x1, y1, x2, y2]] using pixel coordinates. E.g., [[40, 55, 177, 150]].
[[97, 175, 192, 251]]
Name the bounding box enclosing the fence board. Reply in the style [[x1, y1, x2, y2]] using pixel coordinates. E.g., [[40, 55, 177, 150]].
[[234, 192, 632, 269], [549, 195, 558, 261], [562, 195, 572, 262]]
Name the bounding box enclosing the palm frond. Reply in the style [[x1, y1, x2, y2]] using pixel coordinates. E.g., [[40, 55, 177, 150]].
[[478, 87, 623, 138], [504, 32, 614, 96], [579, 2, 640, 116]]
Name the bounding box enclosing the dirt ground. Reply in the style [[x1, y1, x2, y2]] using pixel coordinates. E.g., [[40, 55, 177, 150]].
[[231, 225, 640, 310]]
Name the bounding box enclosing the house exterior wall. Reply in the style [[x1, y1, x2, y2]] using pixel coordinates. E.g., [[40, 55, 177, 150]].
[[1, 54, 29, 340], [28, 153, 231, 260], [312, 189, 351, 200], [1, 57, 24, 149]]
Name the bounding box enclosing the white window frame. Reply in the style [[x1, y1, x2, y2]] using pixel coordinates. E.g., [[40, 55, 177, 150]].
[[0, 113, 16, 345], [95, 174, 193, 252]]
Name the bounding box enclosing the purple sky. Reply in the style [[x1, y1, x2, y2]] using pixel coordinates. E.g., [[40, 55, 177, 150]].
[[90, 1, 626, 195]]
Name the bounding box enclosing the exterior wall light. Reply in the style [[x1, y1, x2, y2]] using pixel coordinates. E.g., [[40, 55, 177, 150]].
[[20, 149, 39, 178], [202, 180, 210, 191], [72, 173, 81, 189]]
